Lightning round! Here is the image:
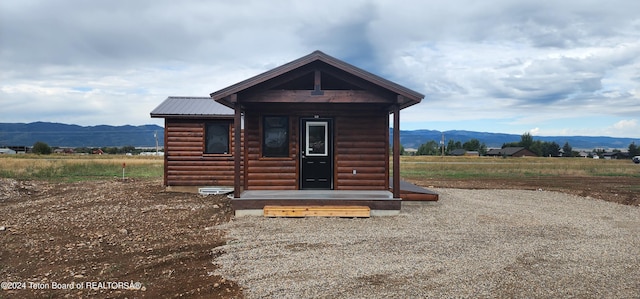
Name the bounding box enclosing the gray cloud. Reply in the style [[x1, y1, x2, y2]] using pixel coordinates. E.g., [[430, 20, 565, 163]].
[[298, 2, 379, 70], [1, 0, 639, 137]]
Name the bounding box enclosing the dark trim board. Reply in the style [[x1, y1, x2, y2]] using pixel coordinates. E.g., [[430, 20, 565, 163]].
[[399, 192, 439, 201], [390, 179, 439, 201]]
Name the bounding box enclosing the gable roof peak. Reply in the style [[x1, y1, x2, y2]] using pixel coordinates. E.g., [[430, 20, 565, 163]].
[[210, 50, 424, 109]]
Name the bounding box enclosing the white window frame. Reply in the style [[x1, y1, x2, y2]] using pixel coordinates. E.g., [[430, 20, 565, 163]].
[[305, 121, 328, 157]]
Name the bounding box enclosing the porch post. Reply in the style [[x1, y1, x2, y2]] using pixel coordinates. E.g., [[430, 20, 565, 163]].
[[393, 104, 400, 198], [233, 95, 241, 198]]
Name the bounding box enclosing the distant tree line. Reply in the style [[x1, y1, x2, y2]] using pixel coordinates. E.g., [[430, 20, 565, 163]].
[[402, 133, 638, 158], [30, 142, 154, 155], [502, 132, 562, 157], [74, 145, 139, 155], [447, 139, 488, 156], [30, 138, 640, 158], [504, 133, 639, 158], [406, 138, 487, 156]]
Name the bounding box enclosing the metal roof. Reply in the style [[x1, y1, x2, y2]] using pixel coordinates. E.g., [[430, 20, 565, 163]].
[[150, 97, 233, 118]]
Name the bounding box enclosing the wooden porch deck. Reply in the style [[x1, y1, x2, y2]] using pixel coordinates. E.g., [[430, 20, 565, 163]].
[[231, 180, 438, 216], [233, 190, 400, 216]]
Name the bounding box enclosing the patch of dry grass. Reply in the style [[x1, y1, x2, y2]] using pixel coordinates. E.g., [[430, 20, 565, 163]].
[[397, 156, 639, 179], [0, 154, 163, 181], [2, 154, 637, 182]]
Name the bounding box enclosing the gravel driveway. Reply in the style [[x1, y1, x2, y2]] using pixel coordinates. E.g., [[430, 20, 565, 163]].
[[215, 189, 640, 298]]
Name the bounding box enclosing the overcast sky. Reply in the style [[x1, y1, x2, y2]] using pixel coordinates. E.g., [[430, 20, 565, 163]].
[[1, 0, 639, 138]]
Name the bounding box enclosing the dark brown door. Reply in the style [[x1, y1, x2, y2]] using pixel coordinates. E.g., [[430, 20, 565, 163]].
[[300, 119, 332, 189]]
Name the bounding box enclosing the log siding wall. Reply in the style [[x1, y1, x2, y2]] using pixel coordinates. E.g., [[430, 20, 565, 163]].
[[334, 113, 389, 190], [244, 112, 298, 190], [163, 106, 390, 191], [164, 119, 242, 187], [242, 104, 389, 191]]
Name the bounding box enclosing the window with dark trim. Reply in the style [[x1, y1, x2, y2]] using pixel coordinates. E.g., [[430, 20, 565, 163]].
[[262, 116, 289, 157], [205, 122, 230, 154]]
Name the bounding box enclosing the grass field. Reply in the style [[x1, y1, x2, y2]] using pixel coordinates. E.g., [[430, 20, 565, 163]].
[[1, 154, 638, 182], [0, 154, 163, 181], [398, 156, 640, 180]]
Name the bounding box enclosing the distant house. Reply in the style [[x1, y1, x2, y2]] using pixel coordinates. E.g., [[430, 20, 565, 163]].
[[404, 148, 418, 156], [53, 148, 74, 154], [6, 146, 29, 154], [602, 152, 628, 160], [0, 148, 16, 155], [578, 151, 599, 158], [449, 149, 466, 156], [485, 147, 536, 157], [449, 149, 479, 156]]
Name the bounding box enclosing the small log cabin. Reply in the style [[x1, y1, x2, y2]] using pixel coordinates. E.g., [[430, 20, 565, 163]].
[[151, 51, 437, 216], [150, 96, 240, 192]]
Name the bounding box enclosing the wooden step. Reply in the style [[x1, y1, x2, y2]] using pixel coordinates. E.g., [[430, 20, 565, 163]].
[[263, 205, 370, 218]]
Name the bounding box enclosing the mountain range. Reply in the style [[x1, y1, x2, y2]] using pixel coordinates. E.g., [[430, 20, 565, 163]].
[[0, 122, 163, 148], [0, 122, 636, 150]]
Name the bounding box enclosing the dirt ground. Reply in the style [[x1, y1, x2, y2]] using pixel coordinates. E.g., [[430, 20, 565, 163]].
[[0, 178, 242, 299], [1, 176, 638, 298]]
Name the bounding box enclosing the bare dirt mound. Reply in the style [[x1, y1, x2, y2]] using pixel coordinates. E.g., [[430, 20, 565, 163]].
[[0, 178, 242, 298]]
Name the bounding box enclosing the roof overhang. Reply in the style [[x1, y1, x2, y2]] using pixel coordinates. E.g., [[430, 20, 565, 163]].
[[210, 51, 424, 110]]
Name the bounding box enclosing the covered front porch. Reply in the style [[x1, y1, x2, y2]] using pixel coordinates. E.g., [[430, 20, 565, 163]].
[[208, 51, 435, 216]]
